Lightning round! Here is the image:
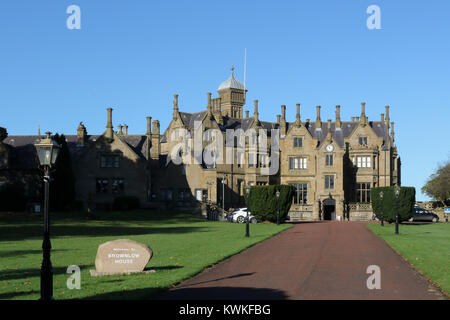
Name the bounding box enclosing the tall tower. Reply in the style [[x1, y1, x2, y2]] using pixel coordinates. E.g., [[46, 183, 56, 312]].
[[217, 65, 246, 119]]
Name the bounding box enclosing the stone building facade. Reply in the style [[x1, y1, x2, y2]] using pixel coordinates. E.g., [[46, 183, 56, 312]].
[[151, 68, 401, 220], [0, 68, 400, 220]]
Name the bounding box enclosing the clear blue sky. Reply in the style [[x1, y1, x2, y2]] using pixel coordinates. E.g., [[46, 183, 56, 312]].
[[1, 1, 449, 200]]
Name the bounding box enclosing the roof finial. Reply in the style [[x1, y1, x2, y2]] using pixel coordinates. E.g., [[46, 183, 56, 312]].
[[230, 64, 235, 78]]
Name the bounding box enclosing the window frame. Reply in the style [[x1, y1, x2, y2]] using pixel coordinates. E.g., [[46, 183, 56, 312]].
[[292, 183, 308, 205], [324, 175, 335, 189], [293, 137, 303, 148], [289, 156, 307, 170], [326, 154, 334, 166]]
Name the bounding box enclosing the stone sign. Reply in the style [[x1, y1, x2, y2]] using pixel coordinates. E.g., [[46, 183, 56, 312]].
[[90, 239, 153, 276]]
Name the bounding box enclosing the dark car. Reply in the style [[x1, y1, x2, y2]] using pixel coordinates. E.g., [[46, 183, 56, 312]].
[[409, 207, 439, 223]]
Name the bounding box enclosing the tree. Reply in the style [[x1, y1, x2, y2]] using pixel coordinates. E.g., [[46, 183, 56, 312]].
[[50, 134, 76, 211], [371, 186, 415, 223], [244, 185, 294, 223], [422, 160, 450, 207]]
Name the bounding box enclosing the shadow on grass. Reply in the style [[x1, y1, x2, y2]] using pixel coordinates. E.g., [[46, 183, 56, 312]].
[[0, 291, 35, 300], [0, 225, 209, 242], [0, 249, 69, 258], [0, 265, 90, 281], [149, 266, 183, 271], [0, 210, 203, 225]]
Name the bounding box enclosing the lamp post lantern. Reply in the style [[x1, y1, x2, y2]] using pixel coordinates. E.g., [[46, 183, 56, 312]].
[[380, 191, 384, 227], [394, 186, 400, 235], [245, 186, 251, 237], [275, 190, 280, 225], [34, 132, 61, 300]]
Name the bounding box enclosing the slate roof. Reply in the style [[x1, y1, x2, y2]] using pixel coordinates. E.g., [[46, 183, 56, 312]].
[[162, 110, 390, 150], [2, 133, 150, 170]]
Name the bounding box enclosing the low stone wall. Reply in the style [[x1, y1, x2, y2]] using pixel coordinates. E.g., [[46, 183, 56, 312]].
[[288, 211, 314, 221], [348, 203, 373, 221], [288, 204, 314, 221]]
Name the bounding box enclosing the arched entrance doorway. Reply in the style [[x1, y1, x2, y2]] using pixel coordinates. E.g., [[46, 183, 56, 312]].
[[323, 198, 336, 220]]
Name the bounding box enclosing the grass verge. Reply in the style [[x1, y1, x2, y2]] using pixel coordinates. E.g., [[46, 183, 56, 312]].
[[367, 222, 450, 296], [0, 210, 291, 300]]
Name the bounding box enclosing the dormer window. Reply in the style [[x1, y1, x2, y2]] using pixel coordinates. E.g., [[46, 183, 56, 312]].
[[293, 137, 303, 148], [359, 137, 368, 145], [100, 154, 119, 168], [204, 130, 213, 141]]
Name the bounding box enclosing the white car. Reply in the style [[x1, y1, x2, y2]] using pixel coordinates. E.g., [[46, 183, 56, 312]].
[[230, 208, 257, 224]]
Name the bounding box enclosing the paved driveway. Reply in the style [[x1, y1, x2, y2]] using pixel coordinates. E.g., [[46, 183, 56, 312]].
[[159, 222, 446, 300]]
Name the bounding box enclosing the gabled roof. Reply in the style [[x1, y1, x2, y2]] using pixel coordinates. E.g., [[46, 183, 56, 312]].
[[161, 110, 391, 151], [2, 133, 150, 170]]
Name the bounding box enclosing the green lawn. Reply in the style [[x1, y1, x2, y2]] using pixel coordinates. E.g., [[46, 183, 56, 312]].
[[367, 222, 450, 296], [0, 210, 291, 300]]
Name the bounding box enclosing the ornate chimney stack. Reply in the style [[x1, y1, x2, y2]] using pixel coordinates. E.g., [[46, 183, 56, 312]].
[[315, 106, 322, 129], [124, 124, 128, 136], [106, 107, 114, 141], [207, 92, 212, 112], [381, 113, 385, 122], [280, 105, 287, 136], [335, 105, 341, 129], [277, 114, 281, 124], [146, 116, 152, 135], [253, 100, 260, 125], [151, 120, 161, 160], [173, 94, 180, 120], [295, 103, 301, 126], [360, 102, 368, 125], [385, 106, 391, 132], [77, 122, 87, 145], [118, 125, 123, 136], [145, 116, 152, 160]]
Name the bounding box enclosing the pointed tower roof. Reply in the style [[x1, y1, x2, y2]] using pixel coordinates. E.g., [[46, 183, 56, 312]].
[[217, 65, 246, 91]]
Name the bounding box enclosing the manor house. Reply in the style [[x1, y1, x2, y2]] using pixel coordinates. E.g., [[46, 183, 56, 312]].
[[0, 67, 400, 220]]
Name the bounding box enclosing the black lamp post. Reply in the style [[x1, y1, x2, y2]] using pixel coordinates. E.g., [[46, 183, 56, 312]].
[[34, 132, 61, 301], [245, 186, 250, 237], [276, 190, 280, 225], [380, 191, 384, 227], [395, 186, 400, 235], [221, 175, 226, 215]]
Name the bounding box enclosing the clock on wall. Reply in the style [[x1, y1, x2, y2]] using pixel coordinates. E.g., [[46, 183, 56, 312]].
[[326, 144, 334, 152]]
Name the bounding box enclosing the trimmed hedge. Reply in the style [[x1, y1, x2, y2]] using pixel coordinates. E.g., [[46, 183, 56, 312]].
[[244, 185, 294, 223], [113, 196, 140, 211], [371, 186, 415, 223]]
